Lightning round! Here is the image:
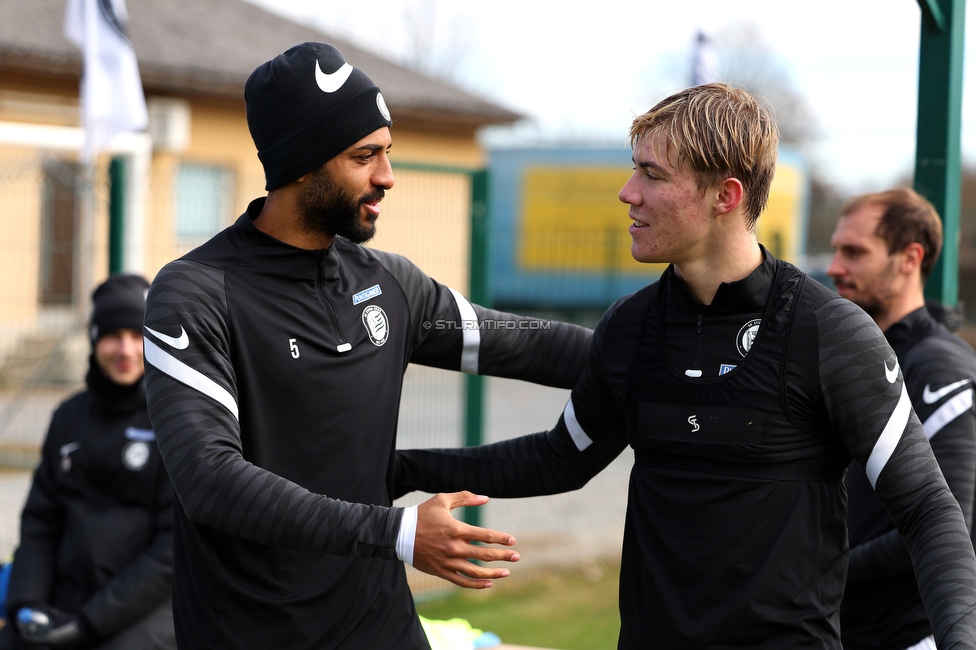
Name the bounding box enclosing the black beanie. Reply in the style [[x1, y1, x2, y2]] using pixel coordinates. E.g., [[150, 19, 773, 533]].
[[89, 274, 150, 345], [245, 42, 393, 191]]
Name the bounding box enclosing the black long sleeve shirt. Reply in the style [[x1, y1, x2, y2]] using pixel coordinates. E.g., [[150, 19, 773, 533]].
[[143, 198, 592, 650], [397, 251, 976, 649]]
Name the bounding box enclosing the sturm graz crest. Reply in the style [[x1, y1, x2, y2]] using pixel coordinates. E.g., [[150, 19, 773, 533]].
[[362, 305, 389, 346], [736, 319, 761, 357], [122, 441, 150, 471]]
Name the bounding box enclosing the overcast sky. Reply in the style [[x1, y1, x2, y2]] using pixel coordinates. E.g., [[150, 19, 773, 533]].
[[244, 0, 975, 194]]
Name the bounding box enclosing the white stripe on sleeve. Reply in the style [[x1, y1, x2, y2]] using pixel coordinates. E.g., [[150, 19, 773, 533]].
[[144, 337, 239, 420], [449, 287, 480, 374], [563, 397, 593, 451], [865, 382, 912, 488], [923, 389, 974, 440]]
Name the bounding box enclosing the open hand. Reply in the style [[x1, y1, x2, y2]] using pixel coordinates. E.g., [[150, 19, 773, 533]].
[[412, 491, 519, 589]]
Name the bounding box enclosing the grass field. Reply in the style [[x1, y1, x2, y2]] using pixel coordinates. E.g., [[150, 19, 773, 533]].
[[415, 557, 621, 650]]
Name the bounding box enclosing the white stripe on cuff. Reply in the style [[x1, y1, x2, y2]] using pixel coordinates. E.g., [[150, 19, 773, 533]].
[[396, 505, 418, 565]]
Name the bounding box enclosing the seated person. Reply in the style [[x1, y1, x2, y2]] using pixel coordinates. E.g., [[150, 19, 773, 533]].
[[0, 274, 175, 650]]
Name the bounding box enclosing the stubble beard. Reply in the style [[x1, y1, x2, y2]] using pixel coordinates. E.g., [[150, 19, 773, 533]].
[[850, 257, 901, 321], [298, 167, 383, 244]]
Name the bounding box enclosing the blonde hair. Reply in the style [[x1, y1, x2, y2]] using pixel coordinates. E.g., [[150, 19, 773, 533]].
[[629, 83, 779, 229]]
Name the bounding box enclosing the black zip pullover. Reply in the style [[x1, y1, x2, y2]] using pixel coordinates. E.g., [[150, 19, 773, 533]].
[[396, 251, 976, 649], [143, 198, 592, 649]]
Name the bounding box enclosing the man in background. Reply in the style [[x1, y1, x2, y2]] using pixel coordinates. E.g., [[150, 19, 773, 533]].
[[828, 187, 976, 650], [1, 274, 175, 650]]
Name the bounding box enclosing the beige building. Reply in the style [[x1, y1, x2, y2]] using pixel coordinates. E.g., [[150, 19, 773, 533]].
[[0, 0, 519, 380]]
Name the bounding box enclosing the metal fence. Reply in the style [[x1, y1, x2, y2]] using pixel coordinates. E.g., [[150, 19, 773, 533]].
[[0, 154, 628, 597]]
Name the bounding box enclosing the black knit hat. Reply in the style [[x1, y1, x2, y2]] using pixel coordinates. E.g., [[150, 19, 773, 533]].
[[89, 274, 150, 345], [245, 42, 393, 191]]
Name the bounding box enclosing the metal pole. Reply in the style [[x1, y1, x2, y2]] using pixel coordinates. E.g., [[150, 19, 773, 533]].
[[463, 170, 490, 528], [108, 157, 126, 274], [914, 0, 966, 305]]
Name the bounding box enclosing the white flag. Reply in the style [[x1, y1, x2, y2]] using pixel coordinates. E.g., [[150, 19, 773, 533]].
[[64, 0, 148, 162]]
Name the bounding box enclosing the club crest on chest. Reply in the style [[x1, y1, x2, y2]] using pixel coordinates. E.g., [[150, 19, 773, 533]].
[[362, 305, 389, 346]]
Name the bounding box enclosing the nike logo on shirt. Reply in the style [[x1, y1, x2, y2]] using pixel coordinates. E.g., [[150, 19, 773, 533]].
[[145, 325, 189, 350], [922, 379, 972, 404], [884, 359, 899, 384], [315, 60, 353, 93]]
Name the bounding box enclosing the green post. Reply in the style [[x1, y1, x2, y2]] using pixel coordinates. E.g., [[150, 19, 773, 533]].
[[463, 170, 490, 527], [914, 0, 966, 305], [108, 157, 127, 274]]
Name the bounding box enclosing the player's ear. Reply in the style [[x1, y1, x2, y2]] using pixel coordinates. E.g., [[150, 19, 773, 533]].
[[901, 242, 925, 275], [714, 177, 744, 217]]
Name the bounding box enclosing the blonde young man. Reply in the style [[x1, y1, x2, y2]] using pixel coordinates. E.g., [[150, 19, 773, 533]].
[[829, 188, 976, 650], [396, 84, 976, 648]]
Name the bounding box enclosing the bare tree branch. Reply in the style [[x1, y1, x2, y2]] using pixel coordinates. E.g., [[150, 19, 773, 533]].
[[713, 22, 821, 148], [401, 0, 476, 82]]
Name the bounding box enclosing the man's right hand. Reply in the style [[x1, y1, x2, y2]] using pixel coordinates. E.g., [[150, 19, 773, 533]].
[[412, 491, 519, 589]]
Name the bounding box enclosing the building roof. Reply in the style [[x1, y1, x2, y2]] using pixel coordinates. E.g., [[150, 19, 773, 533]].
[[0, 0, 521, 128]]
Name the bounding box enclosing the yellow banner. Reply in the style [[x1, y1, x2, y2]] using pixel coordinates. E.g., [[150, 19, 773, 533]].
[[518, 166, 650, 273], [517, 160, 805, 273]]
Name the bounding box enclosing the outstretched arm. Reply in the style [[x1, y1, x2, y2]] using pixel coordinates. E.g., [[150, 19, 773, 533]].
[[397, 298, 629, 499], [847, 376, 976, 582], [815, 297, 976, 647], [373, 249, 592, 388]]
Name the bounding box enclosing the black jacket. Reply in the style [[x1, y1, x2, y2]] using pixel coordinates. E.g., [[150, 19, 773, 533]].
[[397, 253, 976, 649], [5, 361, 174, 648], [143, 198, 592, 649]]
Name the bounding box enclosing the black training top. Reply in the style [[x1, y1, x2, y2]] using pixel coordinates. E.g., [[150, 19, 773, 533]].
[[142, 198, 592, 650], [842, 306, 976, 649], [397, 250, 976, 649]]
